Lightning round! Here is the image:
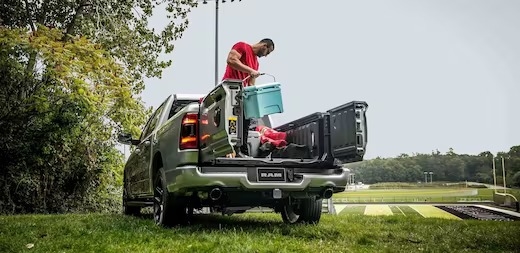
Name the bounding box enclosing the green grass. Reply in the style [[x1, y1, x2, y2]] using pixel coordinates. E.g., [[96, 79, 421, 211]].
[[1, 213, 519, 253], [396, 206, 424, 217], [338, 205, 365, 215], [369, 182, 471, 189], [338, 205, 426, 217], [333, 188, 495, 203], [389, 206, 405, 215]]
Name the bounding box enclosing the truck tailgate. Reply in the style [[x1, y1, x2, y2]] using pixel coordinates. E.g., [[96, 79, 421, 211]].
[[328, 101, 368, 163], [274, 101, 368, 164]]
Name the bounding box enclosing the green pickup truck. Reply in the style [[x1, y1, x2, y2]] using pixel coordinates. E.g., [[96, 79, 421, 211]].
[[118, 79, 368, 227]]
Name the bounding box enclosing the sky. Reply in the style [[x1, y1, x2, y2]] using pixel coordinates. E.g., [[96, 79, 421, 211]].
[[135, 0, 520, 160]]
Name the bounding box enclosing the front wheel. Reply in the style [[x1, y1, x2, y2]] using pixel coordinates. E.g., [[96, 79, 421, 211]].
[[153, 168, 188, 227]]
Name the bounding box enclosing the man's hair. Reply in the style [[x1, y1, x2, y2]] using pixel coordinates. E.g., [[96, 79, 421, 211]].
[[259, 38, 274, 50]]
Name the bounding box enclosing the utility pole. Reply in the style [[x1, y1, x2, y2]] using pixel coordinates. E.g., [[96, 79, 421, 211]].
[[492, 156, 497, 194], [215, 0, 219, 86], [501, 156, 507, 193], [423, 171, 427, 184], [202, 0, 244, 86]]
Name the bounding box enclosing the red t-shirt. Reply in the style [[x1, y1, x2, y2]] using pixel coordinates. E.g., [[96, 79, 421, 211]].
[[222, 42, 259, 86]]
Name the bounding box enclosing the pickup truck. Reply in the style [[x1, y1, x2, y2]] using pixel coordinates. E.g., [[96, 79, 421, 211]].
[[117, 78, 368, 227]]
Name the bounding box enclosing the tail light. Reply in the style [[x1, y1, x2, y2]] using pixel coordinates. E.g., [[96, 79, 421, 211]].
[[179, 113, 198, 150]]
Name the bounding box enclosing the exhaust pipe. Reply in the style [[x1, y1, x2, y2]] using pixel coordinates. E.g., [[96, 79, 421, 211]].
[[209, 188, 222, 201], [322, 188, 333, 199]]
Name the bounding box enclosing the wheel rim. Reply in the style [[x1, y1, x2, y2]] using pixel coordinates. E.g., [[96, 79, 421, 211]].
[[153, 178, 164, 225], [283, 203, 300, 223]]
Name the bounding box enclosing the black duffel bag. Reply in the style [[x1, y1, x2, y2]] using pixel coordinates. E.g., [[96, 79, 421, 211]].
[[259, 143, 312, 159]]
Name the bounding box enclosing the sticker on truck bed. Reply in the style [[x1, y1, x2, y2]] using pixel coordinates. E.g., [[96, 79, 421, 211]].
[[228, 117, 237, 134]]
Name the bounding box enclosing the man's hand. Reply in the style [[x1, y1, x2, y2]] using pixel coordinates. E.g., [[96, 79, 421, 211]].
[[249, 69, 261, 78]]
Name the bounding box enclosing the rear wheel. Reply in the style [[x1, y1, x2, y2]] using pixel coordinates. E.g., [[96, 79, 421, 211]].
[[299, 198, 323, 224], [153, 167, 189, 227], [281, 201, 301, 224], [280, 197, 322, 225]]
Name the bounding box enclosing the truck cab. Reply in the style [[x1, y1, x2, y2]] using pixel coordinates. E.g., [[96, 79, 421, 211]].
[[118, 80, 368, 227]]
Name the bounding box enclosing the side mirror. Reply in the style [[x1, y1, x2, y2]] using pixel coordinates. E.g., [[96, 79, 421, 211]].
[[117, 132, 140, 145]]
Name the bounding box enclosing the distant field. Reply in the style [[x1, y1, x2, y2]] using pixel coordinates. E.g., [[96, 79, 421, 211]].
[[333, 188, 495, 203], [1, 213, 519, 253]]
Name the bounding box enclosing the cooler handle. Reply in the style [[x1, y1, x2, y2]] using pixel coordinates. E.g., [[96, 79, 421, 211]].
[[242, 73, 276, 83]]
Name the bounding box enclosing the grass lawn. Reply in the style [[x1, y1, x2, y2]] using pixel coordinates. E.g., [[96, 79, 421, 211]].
[[1, 213, 519, 253], [333, 188, 495, 202], [337, 205, 461, 220], [339, 206, 366, 215], [396, 206, 424, 217]]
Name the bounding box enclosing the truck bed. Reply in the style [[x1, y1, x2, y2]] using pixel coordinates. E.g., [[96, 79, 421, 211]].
[[198, 80, 368, 168]]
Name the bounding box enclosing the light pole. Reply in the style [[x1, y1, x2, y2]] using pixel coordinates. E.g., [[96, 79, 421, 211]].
[[492, 156, 497, 193], [351, 173, 356, 191], [202, 0, 243, 86], [501, 156, 507, 193], [423, 172, 427, 184], [429, 172, 433, 183]]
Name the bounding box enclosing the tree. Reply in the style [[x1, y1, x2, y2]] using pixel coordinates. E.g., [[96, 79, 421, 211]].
[[444, 156, 466, 182], [0, 0, 198, 214], [347, 146, 519, 186], [2, 0, 198, 96], [512, 171, 520, 187]]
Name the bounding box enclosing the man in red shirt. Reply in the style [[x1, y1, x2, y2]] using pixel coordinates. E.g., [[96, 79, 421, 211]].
[[222, 38, 275, 86], [222, 38, 275, 156]]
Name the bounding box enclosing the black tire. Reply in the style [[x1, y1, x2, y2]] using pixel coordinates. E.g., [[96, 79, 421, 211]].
[[298, 198, 323, 224], [281, 197, 322, 225], [153, 167, 188, 227], [122, 179, 141, 216]]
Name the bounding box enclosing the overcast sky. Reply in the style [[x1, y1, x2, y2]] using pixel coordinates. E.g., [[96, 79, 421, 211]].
[[138, 0, 520, 159]]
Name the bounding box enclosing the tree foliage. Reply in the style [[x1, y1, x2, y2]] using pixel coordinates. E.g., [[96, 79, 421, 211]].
[[2, 0, 197, 92], [348, 146, 520, 188], [0, 0, 197, 214]]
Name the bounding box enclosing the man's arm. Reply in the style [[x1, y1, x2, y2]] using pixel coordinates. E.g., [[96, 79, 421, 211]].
[[226, 42, 255, 74], [249, 62, 260, 85], [249, 65, 260, 85]]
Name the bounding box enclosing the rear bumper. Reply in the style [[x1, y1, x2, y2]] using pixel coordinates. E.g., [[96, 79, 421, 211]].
[[164, 166, 348, 193]]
